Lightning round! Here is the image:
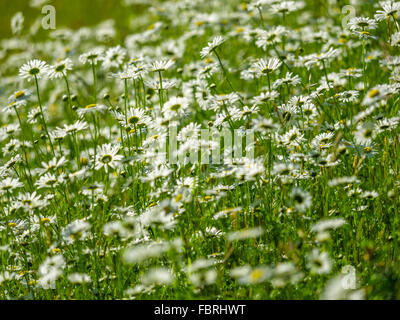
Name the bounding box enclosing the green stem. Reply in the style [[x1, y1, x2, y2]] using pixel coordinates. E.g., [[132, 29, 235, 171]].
[[13, 106, 33, 189], [34, 75, 55, 156], [124, 78, 132, 155], [257, 6, 264, 27], [91, 59, 97, 103], [213, 49, 235, 93], [63, 73, 73, 117], [362, 38, 367, 91], [158, 71, 164, 109]]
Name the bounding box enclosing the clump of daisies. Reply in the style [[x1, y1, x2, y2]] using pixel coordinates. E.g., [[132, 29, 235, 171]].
[[0, 0, 398, 301]]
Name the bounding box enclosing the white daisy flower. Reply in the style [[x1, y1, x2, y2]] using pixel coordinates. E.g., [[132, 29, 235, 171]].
[[19, 59, 50, 81], [200, 36, 225, 58], [95, 143, 123, 172], [48, 58, 73, 79]]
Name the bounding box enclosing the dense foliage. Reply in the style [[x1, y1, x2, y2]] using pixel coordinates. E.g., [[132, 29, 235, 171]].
[[0, 0, 400, 299]]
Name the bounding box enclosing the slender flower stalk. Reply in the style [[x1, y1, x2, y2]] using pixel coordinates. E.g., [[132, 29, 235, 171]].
[[12, 105, 33, 189], [90, 58, 98, 104], [124, 78, 133, 155], [34, 75, 55, 156], [89, 57, 99, 178], [158, 71, 164, 109], [362, 38, 367, 91], [213, 48, 235, 93], [63, 73, 73, 116]]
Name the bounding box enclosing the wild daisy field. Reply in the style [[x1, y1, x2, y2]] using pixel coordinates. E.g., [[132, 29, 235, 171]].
[[1, 0, 400, 300]]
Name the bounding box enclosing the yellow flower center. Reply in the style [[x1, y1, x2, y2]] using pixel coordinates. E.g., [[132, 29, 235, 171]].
[[128, 115, 140, 124], [80, 157, 89, 165], [100, 154, 112, 164], [368, 89, 380, 98], [175, 194, 183, 202], [29, 67, 40, 75], [14, 91, 25, 99], [250, 269, 263, 281]]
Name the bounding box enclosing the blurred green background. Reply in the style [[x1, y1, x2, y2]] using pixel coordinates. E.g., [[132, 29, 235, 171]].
[[0, 0, 147, 39]]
